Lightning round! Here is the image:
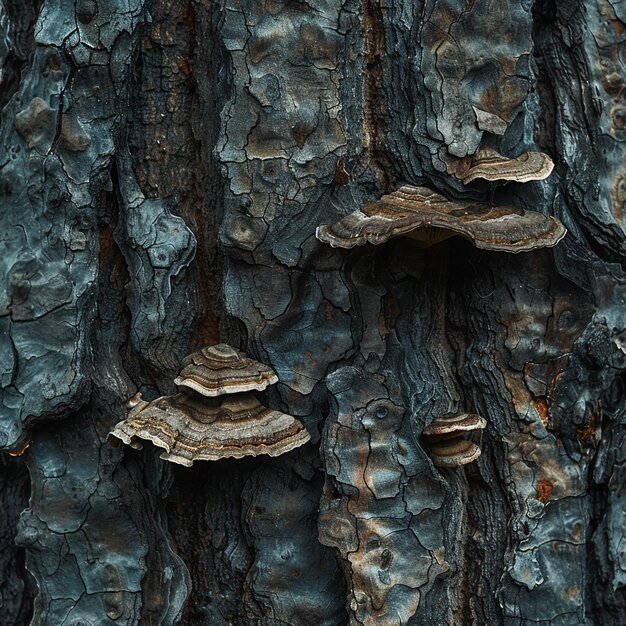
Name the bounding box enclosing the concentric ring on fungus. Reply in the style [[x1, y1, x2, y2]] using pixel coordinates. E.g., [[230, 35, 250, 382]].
[[422, 413, 487, 468], [316, 185, 566, 253], [458, 145, 554, 185], [174, 343, 279, 397], [109, 344, 310, 466], [109, 392, 310, 466]]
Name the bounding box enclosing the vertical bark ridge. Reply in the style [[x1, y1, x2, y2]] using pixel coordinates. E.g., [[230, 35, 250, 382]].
[[218, 0, 351, 621]]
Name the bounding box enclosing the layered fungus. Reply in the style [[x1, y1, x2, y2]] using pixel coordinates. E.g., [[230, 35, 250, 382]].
[[422, 413, 487, 468], [174, 343, 279, 396], [109, 344, 310, 466], [457, 145, 555, 184], [316, 184, 566, 252]]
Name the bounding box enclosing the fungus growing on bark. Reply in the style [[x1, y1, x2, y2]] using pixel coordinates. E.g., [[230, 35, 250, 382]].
[[428, 438, 482, 468], [109, 345, 310, 465], [127, 392, 148, 410], [422, 413, 487, 436], [109, 391, 310, 466], [422, 413, 487, 468], [174, 343, 279, 396], [459, 146, 554, 184], [316, 185, 566, 252]]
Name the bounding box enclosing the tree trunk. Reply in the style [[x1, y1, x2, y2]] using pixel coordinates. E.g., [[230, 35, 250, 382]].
[[1, 0, 626, 624]]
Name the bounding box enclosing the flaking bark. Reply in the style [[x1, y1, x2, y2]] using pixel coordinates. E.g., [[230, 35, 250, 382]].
[[1, 1, 626, 625]]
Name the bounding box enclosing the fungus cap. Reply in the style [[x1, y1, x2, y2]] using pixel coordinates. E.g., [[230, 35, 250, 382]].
[[108, 391, 310, 466], [174, 343, 279, 397], [423, 413, 487, 437], [429, 438, 481, 468], [316, 185, 566, 253], [460, 146, 554, 184]]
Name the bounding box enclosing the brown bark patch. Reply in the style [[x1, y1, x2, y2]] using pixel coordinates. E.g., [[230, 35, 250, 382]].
[[536, 479, 553, 502]]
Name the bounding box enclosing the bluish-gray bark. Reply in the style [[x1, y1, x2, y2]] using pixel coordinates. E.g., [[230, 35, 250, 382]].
[[1, 0, 626, 625]]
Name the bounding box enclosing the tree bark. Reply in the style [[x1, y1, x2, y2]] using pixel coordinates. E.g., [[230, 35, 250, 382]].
[[1, 0, 626, 624]]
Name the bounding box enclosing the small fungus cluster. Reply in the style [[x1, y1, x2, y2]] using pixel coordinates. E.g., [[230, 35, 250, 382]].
[[422, 414, 487, 468], [109, 344, 310, 466]]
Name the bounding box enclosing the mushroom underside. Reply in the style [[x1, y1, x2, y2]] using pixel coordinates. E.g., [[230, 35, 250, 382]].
[[428, 438, 482, 467], [422, 412, 487, 468]]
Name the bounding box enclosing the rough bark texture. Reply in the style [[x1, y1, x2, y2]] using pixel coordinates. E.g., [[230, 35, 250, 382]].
[[2, 0, 626, 625]]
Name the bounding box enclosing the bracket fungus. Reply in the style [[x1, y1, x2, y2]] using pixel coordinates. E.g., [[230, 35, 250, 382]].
[[422, 413, 487, 468], [109, 345, 310, 466], [458, 146, 555, 185], [316, 185, 566, 252], [174, 343, 279, 396]]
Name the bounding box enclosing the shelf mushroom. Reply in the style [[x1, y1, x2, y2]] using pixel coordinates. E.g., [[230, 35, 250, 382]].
[[109, 344, 310, 466], [422, 413, 487, 468], [174, 344, 279, 396], [316, 184, 566, 252], [457, 146, 555, 185]]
